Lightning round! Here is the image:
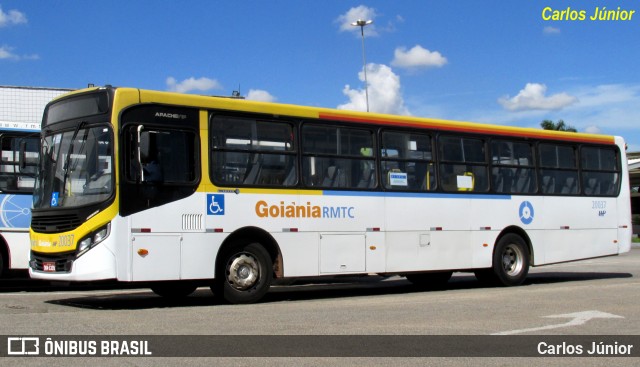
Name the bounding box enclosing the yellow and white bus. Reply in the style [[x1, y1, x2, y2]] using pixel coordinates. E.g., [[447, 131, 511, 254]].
[[29, 86, 632, 303]]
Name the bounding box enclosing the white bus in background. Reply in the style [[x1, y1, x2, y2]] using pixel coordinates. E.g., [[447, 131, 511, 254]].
[[0, 86, 72, 277], [29, 86, 632, 302]]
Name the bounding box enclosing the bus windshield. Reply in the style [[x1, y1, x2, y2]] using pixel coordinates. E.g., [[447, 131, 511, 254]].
[[33, 125, 113, 209]]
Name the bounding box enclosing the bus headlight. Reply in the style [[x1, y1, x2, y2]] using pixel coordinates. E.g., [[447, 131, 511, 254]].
[[77, 223, 111, 257]]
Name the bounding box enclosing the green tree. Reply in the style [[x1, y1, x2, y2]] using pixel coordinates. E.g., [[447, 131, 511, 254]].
[[540, 119, 577, 132]]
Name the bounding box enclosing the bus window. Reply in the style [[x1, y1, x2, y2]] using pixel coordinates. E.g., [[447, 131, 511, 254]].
[[539, 143, 578, 195], [381, 131, 435, 191], [581, 146, 620, 196], [301, 124, 375, 189], [490, 140, 536, 194], [127, 127, 196, 184], [438, 136, 488, 192], [0, 134, 39, 193], [210, 115, 296, 187]]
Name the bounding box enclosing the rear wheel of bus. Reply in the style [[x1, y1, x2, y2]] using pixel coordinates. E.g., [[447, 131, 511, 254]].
[[213, 242, 273, 304], [474, 233, 530, 286]]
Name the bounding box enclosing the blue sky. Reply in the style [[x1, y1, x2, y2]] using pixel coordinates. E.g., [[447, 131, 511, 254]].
[[2, 1, 639, 150]]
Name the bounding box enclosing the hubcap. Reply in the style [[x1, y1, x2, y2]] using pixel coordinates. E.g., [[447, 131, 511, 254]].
[[501, 243, 524, 276], [227, 254, 260, 290]]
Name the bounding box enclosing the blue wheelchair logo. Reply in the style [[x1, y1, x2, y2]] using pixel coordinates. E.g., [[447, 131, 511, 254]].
[[207, 194, 225, 215], [519, 201, 534, 225], [51, 192, 59, 207]]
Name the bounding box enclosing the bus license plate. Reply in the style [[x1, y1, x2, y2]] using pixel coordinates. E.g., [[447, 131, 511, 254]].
[[43, 262, 56, 272]]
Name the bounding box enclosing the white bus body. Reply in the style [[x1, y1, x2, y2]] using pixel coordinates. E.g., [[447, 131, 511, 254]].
[[29, 87, 632, 303]]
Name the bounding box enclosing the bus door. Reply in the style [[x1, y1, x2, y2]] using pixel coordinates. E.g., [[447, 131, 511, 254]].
[[120, 105, 200, 281]]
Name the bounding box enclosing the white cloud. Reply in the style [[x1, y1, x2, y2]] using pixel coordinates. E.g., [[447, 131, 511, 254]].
[[246, 89, 276, 102], [22, 53, 39, 60], [564, 84, 640, 131], [166, 77, 222, 93], [498, 83, 578, 111], [570, 84, 639, 109], [584, 125, 602, 134], [408, 82, 640, 149], [0, 8, 33, 62], [0, 6, 27, 27], [0, 45, 36, 61], [0, 45, 18, 60], [543, 26, 561, 34], [336, 5, 378, 36], [391, 45, 447, 69], [338, 63, 410, 115]]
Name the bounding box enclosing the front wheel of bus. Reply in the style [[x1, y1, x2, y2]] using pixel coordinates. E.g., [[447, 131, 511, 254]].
[[476, 233, 530, 286], [214, 242, 273, 304]]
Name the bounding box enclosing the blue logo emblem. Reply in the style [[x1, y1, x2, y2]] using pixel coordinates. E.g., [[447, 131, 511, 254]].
[[51, 192, 59, 207], [0, 194, 32, 228], [207, 194, 225, 215], [519, 201, 534, 225]]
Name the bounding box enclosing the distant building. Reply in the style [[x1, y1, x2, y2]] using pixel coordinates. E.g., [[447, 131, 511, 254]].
[[0, 85, 73, 129]]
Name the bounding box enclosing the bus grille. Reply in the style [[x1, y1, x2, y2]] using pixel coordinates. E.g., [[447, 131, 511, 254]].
[[30, 253, 74, 273], [31, 214, 83, 233]]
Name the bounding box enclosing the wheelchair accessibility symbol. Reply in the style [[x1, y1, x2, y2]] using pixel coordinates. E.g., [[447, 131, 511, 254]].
[[519, 201, 534, 225], [51, 192, 59, 208], [207, 194, 225, 215]]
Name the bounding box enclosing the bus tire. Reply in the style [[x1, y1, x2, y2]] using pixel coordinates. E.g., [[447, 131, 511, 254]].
[[151, 282, 198, 298], [406, 271, 452, 288], [476, 233, 529, 286], [0, 250, 4, 278], [214, 242, 273, 304]]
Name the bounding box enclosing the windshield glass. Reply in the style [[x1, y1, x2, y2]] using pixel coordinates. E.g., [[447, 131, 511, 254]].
[[33, 125, 113, 209]]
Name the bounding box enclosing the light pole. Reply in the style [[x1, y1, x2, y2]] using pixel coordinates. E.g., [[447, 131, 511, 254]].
[[351, 19, 373, 112]]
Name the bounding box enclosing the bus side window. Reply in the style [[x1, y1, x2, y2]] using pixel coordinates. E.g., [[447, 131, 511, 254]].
[[581, 146, 620, 196], [0, 134, 38, 193], [381, 131, 434, 191], [490, 139, 537, 194], [302, 124, 375, 190], [139, 131, 164, 183], [211, 115, 297, 188], [439, 136, 488, 192], [539, 143, 578, 195]]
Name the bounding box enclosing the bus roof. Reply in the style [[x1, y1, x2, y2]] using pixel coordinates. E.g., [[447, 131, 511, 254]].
[[79, 86, 619, 146]]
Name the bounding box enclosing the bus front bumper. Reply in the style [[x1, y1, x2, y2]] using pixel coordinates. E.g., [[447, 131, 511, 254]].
[[29, 244, 117, 282]]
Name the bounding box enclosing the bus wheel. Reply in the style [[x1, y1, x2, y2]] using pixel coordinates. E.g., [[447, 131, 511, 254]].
[[406, 271, 452, 288], [0, 251, 4, 278], [214, 242, 273, 304], [476, 234, 529, 286], [151, 282, 198, 298]]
